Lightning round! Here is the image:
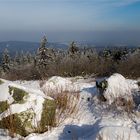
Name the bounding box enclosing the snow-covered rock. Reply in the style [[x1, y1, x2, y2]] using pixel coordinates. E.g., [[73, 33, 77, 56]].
[[42, 76, 95, 95], [98, 73, 139, 104], [0, 79, 55, 137], [42, 76, 73, 94]]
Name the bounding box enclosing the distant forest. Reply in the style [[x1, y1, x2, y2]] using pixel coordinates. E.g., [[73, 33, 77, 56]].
[[0, 36, 140, 80]]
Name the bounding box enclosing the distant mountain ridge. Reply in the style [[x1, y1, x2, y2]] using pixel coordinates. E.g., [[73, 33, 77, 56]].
[[0, 41, 68, 54], [0, 41, 138, 56]]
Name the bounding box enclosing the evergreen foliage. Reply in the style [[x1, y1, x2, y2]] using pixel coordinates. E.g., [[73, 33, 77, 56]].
[[2, 48, 11, 72], [68, 41, 79, 55], [37, 36, 49, 68]]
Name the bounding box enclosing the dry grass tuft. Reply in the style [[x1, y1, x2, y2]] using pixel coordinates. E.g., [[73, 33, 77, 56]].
[[111, 96, 135, 114], [46, 90, 80, 126]]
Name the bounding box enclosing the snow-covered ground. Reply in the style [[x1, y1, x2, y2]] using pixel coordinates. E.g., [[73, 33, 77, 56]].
[[0, 74, 140, 140]]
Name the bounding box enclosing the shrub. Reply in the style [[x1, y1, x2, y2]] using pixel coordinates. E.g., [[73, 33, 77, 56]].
[[111, 97, 135, 113], [116, 53, 140, 78], [50, 91, 80, 125], [2, 65, 41, 81]]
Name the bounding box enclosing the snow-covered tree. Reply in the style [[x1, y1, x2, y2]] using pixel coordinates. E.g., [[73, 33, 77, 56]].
[[2, 48, 11, 72], [68, 41, 79, 55], [36, 36, 54, 69], [102, 49, 112, 58], [20, 51, 27, 65], [26, 51, 32, 63], [14, 51, 20, 66]]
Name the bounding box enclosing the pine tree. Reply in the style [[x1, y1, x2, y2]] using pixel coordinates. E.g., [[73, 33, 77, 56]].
[[37, 36, 49, 69], [68, 41, 79, 55], [26, 51, 32, 63], [102, 49, 111, 58], [2, 48, 11, 72], [20, 51, 27, 65], [14, 51, 20, 66]]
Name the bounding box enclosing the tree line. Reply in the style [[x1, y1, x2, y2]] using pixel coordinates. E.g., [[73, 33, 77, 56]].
[[0, 36, 140, 80]]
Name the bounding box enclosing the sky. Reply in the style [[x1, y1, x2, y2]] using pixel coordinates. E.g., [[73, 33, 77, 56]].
[[0, 0, 140, 45]]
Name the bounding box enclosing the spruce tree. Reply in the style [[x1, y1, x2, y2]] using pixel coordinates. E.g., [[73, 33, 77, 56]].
[[37, 36, 48, 69], [20, 51, 27, 65], [14, 51, 20, 66], [68, 41, 79, 55], [2, 48, 11, 72], [26, 51, 32, 63]]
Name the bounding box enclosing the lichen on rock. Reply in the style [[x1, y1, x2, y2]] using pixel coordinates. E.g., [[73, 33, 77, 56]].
[[0, 101, 9, 114], [0, 113, 29, 137], [39, 99, 56, 133], [0, 79, 4, 85], [8, 86, 29, 104], [0, 109, 37, 137], [17, 109, 36, 133]]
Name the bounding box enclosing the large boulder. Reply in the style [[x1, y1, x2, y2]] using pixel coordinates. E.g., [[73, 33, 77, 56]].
[[42, 76, 73, 94], [0, 79, 56, 137], [96, 73, 139, 104], [42, 76, 85, 95]]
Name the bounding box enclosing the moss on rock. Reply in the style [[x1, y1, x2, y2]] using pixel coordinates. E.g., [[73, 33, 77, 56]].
[[17, 109, 35, 133], [0, 87, 57, 136], [9, 86, 29, 104], [0, 101, 9, 113], [39, 99, 56, 133]]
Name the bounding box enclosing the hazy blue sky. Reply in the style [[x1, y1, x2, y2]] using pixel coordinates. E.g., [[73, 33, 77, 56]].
[[0, 0, 140, 45]]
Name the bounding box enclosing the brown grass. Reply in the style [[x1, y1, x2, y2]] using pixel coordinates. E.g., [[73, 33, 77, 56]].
[[44, 87, 80, 126]]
